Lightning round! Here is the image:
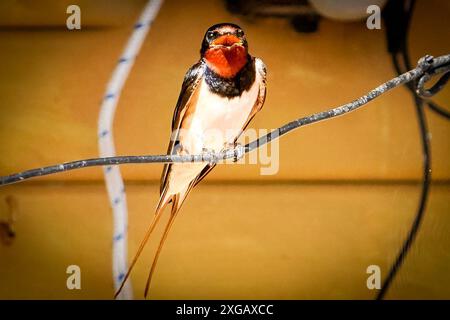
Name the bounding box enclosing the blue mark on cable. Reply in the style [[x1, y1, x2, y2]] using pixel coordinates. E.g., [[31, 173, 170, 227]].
[[134, 22, 145, 29], [114, 197, 121, 205], [118, 273, 125, 281], [118, 57, 128, 64], [114, 233, 123, 241], [105, 166, 112, 173], [99, 130, 109, 138], [104, 93, 115, 100]]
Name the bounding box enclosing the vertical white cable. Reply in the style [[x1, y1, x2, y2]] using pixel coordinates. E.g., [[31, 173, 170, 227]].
[[97, 0, 164, 300]]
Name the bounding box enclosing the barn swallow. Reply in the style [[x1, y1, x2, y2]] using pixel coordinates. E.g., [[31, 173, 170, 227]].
[[115, 23, 267, 299]]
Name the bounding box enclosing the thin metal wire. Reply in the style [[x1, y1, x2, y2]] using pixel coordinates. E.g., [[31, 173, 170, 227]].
[[397, 0, 450, 120], [0, 54, 449, 187], [417, 68, 450, 98]]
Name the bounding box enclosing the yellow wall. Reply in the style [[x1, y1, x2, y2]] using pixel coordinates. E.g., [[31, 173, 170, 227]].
[[0, 0, 449, 182], [1, 182, 450, 299]]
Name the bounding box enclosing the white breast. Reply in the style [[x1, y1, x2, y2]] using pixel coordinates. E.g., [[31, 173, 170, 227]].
[[182, 77, 260, 154]]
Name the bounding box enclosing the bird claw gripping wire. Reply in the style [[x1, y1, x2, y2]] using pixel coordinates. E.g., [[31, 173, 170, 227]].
[[201, 144, 245, 164], [232, 143, 245, 162], [222, 143, 245, 163], [416, 54, 450, 98], [201, 147, 219, 165]]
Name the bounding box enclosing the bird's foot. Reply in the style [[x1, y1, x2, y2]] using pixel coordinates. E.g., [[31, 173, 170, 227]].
[[222, 142, 245, 162], [201, 147, 218, 165]]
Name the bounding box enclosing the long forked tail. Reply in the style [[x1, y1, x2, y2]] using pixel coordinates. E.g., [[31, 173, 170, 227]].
[[114, 190, 171, 299], [143, 183, 194, 298], [143, 195, 181, 298]]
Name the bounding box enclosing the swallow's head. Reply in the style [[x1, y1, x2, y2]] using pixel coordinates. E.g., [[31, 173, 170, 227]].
[[201, 23, 249, 78]]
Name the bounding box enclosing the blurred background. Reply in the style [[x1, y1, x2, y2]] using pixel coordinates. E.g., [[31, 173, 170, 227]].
[[0, 0, 449, 299]]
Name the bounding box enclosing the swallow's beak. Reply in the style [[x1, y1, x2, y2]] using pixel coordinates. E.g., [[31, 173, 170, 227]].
[[211, 34, 243, 49]]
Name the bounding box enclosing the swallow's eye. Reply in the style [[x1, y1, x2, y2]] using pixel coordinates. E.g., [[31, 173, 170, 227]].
[[236, 29, 244, 37], [206, 31, 217, 41]]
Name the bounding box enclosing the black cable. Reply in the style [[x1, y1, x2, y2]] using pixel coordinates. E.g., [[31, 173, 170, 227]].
[[427, 100, 450, 119], [377, 0, 431, 299], [377, 56, 431, 300]]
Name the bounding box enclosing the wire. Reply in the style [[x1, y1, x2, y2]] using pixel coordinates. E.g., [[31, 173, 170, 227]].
[[0, 53, 448, 186], [400, 0, 450, 119], [427, 100, 450, 119]]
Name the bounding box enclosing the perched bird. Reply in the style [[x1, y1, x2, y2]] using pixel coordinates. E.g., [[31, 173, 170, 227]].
[[115, 23, 267, 298]]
